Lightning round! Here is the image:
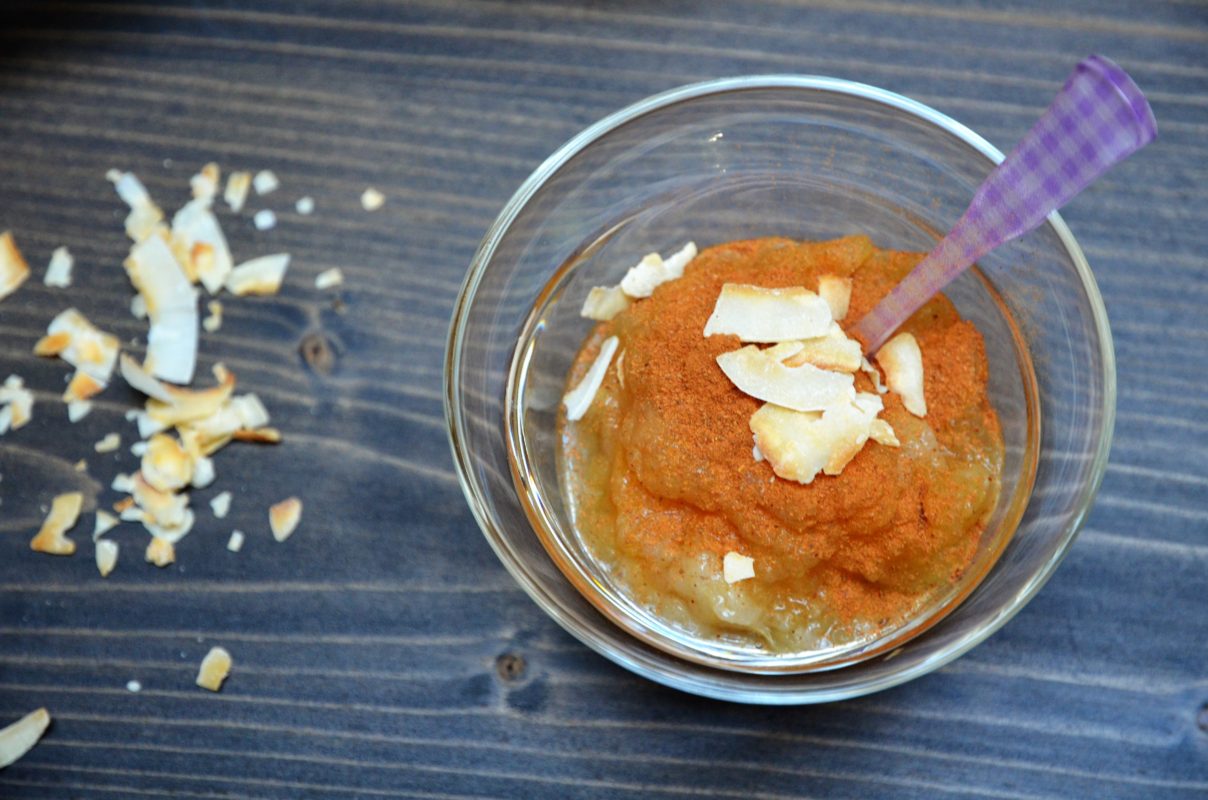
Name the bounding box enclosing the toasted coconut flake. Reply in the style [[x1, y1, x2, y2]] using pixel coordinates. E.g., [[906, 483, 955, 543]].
[[716, 345, 854, 413], [44, 246, 74, 288], [203, 300, 223, 332], [45, 308, 121, 383], [125, 234, 198, 384], [196, 646, 232, 691], [226, 253, 289, 296], [67, 400, 93, 422], [750, 393, 884, 484], [141, 433, 193, 492], [269, 497, 302, 542], [252, 209, 277, 231], [563, 335, 618, 422], [119, 354, 174, 403], [619, 242, 696, 299], [191, 455, 215, 489], [704, 284, 832, 343], [95, 432, 121, 453], [111, 473, 135, 493], [360, 187, 385, 211], [817, 275, 852, 321], [253, 170, 279, 195], [210, 491, 232, 519], [120, 506, 145, 523], [121, 355, 235, 426], [130, 293, 148, 319], [173, 198, 233, 294], [132, 472, 190, 529], [64, 370, 105, 403], [314, 267, 343, 290], [108, 171, 164, 242], [860, 356, 889, 395], [0, 231, 30, 301], [130, 441, 148, 456], [231, 427, 281, 444], [580, 285, 630, 321], [33, 331, 71, 357], [876, 332, 927, 417], [95, 539, 119, 577], [190, 163, 221, 201], [780, 324, 862, 373], [143, 509, 195, 544], [145, 536, 176, 567], [225, 171, 251, 212], [113, 496, 136, 513], [73, 458, 87, 472], [136, 412, 170, 439], [30, 492, 83, 555], [295, 196, 314, 215], [0, 708, 51, 768], [870, 419, 900, 447], [93, 510, 119, 540], [227, 530, 245, 552], [722, 552, 756, 584], [0, 375, 34, 432]]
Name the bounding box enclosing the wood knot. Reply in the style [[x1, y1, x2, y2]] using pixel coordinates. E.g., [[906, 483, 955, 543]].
[[495, 652, 526, 682], [299, 332, 336, 374]]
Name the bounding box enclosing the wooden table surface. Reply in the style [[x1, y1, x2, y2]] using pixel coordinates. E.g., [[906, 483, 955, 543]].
[[1, 1, 1205, 797]]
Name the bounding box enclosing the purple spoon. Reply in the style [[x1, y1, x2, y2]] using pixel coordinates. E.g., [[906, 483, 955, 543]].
[[852, 55, 1157, 354]]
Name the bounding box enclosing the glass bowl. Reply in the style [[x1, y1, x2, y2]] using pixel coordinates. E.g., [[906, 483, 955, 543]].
[[445, 76, 1114, 703]]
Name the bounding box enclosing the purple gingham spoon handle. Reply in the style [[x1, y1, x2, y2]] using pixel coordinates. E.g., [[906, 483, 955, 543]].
[[853, 55, 1157, 354]]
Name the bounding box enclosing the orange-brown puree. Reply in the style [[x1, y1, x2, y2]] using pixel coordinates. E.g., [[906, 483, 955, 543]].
[[560, 236, 1003, 651]]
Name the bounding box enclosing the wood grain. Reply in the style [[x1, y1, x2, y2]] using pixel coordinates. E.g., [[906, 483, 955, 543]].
[[1, 0, 1206, 797]]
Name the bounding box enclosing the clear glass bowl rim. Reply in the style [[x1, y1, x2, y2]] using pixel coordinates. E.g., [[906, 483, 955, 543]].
[[444, 74, 1117, 704]]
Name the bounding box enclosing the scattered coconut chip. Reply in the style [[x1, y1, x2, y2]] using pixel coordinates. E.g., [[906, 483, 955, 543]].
[[226, 253, 289, 296], [121, 355, 236, 427], [95, 432, 121, 453], [716, 345, 855, 413], [119, 506, 145, 523], [67, 400, 93, 422], [93, 510, 119, 540], [210, 491, 232, 519], [43, 246, 74, 288], [704, 284, 832, 343], [253, 170, 279, 195], [295, 196, 314, 215], [145, 536, 175, 567], [126, 680, 141, 693], [196, 646, 232, 691], [252, 209, 277, 231], [360, 187, 385, 211], [191, 456, 216, 489], [580, 285, 630, 321], [142, 509, 195, 544], [563, 335, 618, 422], [30, 492, 83, 555], [722, 552, 756, 584], [817, 275, 852, 321], [231, 427, 281, 444], [73, 459, 87, 472], [0, 375, 34, 432], [314, 267, 343, 290], [269, 497, 302, 542], [203, 300, 223, 332], [860, 356, 888, 395], [875, 332, 927, 417], [619, 242, 696, 299], [141, 433, 193, 492], [130, 442, 147, 457], [0, 231, 30, 301], [132, 471, 192, 527], [226, 530, 245, 552], [0, 708, 51, 768], [869, 419, 900, 447], [42, 308, 121, 384], [190, 162, 220, 201], [113, 496, 136, 514], [107, 170, 164, 243], [111, 473, 135, 493], [224, 171, 251, 212], [749, 393, 884, 484], [125, 233, 198, 384], [172, 181, 233, 293], [95, 539, 119, 577], [780, 324, 863, 373], [130, 293, 148, 320], [63, 370, 105, 403]]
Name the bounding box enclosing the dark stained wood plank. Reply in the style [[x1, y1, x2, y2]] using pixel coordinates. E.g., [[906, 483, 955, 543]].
[[1, 0, 1206, 797]]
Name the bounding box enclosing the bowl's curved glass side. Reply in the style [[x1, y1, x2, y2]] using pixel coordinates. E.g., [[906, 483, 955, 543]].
[[446, 76, 1115, 703]]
